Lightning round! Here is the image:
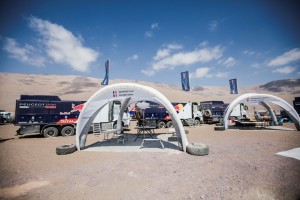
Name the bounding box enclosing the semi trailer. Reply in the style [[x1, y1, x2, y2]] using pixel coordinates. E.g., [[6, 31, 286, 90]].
[[136, 102, 203, 128], [14, 95, 130, 137]]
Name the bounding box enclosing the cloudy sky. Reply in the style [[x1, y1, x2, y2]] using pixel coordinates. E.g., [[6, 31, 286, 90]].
[[0, 0, 299, 86]]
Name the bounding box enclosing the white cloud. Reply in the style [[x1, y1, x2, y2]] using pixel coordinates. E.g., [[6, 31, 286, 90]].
[[126, 54, 138, 62], [268, 48, 300, 67], [154, 43, 182, 61], [3, 37, 45, 66], [222, 57, 237, 67], [243, 50, 256, 56], [145, 22, 159, 38], [141, 69, 155, 76], [199, 41, 209, 47], [144, 31, 153, 38], [151, 23, 159, 29], [29, 16, 99, 72], [208, 20, 218, 32], [272, 66, 296, 74], [190, 67, 229, 79], [152, 45, 224, 72], [215, 72, 229, 78], [251, 63, 261, 69], [190, 67, 211, 78]]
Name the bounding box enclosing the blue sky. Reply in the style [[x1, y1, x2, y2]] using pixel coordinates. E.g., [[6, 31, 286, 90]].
[[0, 0, 299, 86]]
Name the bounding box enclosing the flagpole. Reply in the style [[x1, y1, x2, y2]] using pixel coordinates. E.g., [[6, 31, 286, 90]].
[[188, 70, 192, 104]]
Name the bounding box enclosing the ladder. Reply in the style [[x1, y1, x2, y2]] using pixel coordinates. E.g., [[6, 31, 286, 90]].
[[93, 123, 102, 137]]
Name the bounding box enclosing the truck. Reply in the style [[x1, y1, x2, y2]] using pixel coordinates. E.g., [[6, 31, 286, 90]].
[[0, 110, 12, 124], [136, 102, 203, 128], [14, 95, 130, 137], [200, 101, 247, 123], [293, 97, 300, 115]]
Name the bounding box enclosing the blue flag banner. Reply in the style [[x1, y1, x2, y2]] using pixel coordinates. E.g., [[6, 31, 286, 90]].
[[101, 60, 109, 85], [181, 71, 190, 91], [229, 78, 238, 94]]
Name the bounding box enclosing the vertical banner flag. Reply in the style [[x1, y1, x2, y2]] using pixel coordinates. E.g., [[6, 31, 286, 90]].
[[101, 60, 109, 85], [229, 78, 238, 94], [181, 71, 190, 91]]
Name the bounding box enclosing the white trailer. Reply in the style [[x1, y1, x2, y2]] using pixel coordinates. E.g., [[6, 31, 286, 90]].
[[92, 100, 130, 130], [229, 103, 248, 118]]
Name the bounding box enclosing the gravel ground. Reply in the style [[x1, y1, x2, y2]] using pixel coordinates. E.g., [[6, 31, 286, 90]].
[[0, 123, 299, 200]]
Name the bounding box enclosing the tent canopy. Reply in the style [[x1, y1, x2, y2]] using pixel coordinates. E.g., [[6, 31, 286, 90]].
[[223, 93, 300, 131], [75, 83, 189, 151]]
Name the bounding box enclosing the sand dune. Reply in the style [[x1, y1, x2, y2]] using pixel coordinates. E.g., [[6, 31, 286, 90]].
[[0, 73, 299, 112]]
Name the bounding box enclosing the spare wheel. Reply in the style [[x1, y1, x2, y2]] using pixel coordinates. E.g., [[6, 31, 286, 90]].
[[56, 144, 77, 155]]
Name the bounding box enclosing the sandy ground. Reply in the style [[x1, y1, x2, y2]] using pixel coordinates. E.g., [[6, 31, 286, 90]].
[[0, 123, 299, 200]]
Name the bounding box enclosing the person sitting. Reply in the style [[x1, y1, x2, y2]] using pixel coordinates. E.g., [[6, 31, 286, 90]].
[[254, 111, 263, 121]]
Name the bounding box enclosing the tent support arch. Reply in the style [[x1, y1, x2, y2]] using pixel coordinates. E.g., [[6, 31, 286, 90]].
[[223, 93, 300, 131], [75, 83, 189, 152]]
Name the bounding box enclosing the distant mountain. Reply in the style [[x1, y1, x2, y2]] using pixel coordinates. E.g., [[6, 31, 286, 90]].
[[0, 73, 299, 111], [259, 79, 300, 93]]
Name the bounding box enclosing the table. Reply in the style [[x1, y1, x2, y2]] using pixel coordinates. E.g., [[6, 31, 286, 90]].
[[134, 126, 155, 142]]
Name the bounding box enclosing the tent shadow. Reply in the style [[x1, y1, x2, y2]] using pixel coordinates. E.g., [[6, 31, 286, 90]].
[[83, 133, 180, 152]]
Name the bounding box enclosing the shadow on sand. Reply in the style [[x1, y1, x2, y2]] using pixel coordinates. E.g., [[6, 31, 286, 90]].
[[83, 133, 180, 152]]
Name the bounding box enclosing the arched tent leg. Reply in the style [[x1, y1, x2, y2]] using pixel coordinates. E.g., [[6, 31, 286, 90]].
[[151, 97, 188, 150], [284, 110, 300, 130], [77, 101, 109, 149], [260, 101, 278, 125], [117, 97, 131, 134]]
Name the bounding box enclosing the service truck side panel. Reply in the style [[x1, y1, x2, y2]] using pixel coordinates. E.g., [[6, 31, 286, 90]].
[[15, 100, 85, 125]]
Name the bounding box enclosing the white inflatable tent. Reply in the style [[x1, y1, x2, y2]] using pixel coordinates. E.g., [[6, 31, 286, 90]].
[[223, 93, 300, 131], [76, 83, 189, 151]]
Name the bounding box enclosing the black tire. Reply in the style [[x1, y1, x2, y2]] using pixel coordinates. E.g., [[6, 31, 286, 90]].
[[166, 121, 174, 128], [204, 109, 212, 117], [56, 144, 77, 155], [186, 143, 209, 156], [215, 123, 223, 126], [214, 126, 225, 131], [43, 127, 59, 138], [194, 119, 201, 126], [157, 121, 166, 129], [61, 126, 75, 136]]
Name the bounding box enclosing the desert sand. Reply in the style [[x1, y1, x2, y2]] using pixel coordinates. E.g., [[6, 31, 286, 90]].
[[0, 73, 299, 199]]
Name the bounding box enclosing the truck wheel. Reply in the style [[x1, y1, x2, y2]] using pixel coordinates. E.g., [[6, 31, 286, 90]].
[[56, 144, 77, 155], [157, 121, 166, 129], [194, 119, 201, 126], [61, 126, 75, 136], [43, 127, 59, 138], [166, 121, 174, 128]]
